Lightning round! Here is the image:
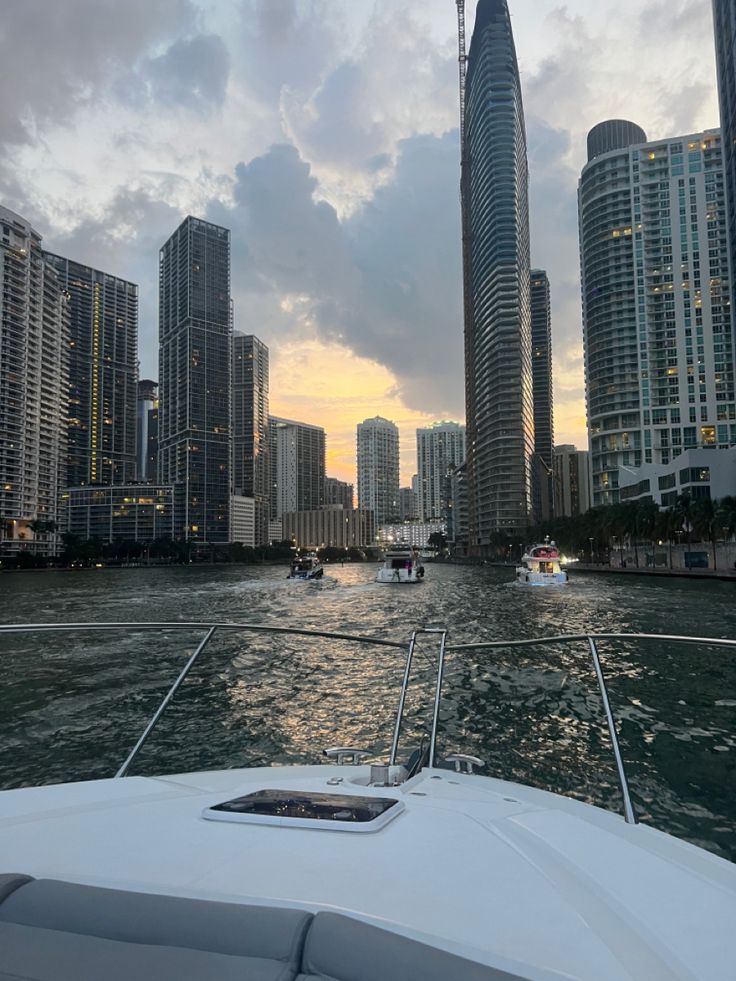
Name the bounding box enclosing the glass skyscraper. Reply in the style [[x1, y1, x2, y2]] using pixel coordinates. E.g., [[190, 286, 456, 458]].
[[712, 1, 736, 306], [233, 333, 270, 545], [579, 123, 735, 504], [530, 270, 554, 519], [45, 254, 138, 488], [463, 0, 535, 548], [159, 216, 232, 543]]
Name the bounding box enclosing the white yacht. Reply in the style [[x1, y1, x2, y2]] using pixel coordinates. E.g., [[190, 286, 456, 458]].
[[0, 621, 735, 981], [516, 540, 568, 586], [288, 552, 324, 580], [375, 543, 425, 584]]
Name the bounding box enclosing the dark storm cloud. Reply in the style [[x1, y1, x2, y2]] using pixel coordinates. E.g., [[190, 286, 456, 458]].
[[0, 0, 197, 146], [133, 35, 231, 112], [206, 133, 463, 416]]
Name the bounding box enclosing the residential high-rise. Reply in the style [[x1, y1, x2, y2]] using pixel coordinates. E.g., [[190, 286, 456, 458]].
[[233, 333, 269, 544], [136, 379, 158, 482], [462, 0, 535, 548], [530, 271, 555, 520], [416, 421, 466, 521], [159, 216, 232, 543], [579, 123, 736, 505], [269, 416, 325, 519], [553, 445, 590, 518], [356, 416, 400, 527], [0, 207, 69, 554], [712, 2, 736, 306], [45, 254, 138, 487], [324, 476, 354, 509]]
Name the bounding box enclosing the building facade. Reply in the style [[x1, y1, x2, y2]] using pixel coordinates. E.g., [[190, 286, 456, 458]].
[[713, 1, 736, 307], [324, 476, 354, 509], [618, 446, 736, 506], [0, 207, 69, 554], [356, 416, 400, 527], [230, 495, 256, 547], [416, 421, 466, 521], [462, 0, 535, 547], [579, 123, 736, 504], [136, 379, 158, 482], [553, 445, 591, 518], [399, 486, 418, 522], [377, 522, 446, 549], [45, 253, 138, 488], [158, 216, 232, 543], [282, 507, 375, 550], [232, 333, 269, 544], [530, 270, 555, 520], [269, 416, 325, 519], [63, 484, 174, 543]]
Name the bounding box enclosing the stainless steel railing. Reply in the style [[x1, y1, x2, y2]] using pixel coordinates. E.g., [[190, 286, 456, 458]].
[[1, 623, 734, 826]]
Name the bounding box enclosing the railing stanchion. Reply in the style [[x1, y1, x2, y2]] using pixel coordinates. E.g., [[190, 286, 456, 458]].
[[428, 631, 448, 769], [587, 636, 638, 825], [389, 632, 417, 765], [115, 626, 218, 778]]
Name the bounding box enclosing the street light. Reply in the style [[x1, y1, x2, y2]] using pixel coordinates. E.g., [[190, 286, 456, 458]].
[[588, 537, 595, 564]]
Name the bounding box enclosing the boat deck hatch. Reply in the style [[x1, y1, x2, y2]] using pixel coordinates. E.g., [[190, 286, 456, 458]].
[[202, 789, 404, 832]]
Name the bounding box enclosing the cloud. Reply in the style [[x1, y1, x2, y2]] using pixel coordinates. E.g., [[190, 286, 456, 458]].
[[207, 132, 463, 419], [0, 0, 197, 147], [131, 35, 231, 113]]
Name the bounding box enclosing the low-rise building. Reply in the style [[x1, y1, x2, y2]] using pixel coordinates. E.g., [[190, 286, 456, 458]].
[[377, 522, 446, 549], [282, 507, 375, 549], [618, 447, 736, 506], [63, 485, 174, 543]]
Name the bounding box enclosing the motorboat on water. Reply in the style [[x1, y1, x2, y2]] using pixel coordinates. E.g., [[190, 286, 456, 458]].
[[288, 552, 324, 580], [0, 619, 735, 980], [516, 539, 568, 586], [375, 543, 425, 584]]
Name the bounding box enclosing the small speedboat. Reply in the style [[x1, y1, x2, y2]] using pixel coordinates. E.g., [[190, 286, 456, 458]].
[[375, 543, 425, 584], [516, 539, 568, 586], [288, 552, 324, 580]]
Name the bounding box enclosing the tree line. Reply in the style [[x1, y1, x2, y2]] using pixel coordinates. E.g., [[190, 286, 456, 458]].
[[527, 494, 736, 568]]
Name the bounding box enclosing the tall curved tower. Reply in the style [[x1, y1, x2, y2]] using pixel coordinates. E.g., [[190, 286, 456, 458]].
[[462, 0, 534, 550]]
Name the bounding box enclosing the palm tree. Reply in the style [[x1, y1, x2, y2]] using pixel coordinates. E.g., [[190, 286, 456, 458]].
[[673, 495, 694, 567], [692, 497, 719, 570]]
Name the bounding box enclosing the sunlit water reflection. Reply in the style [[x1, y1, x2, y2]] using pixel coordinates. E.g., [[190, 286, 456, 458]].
[[1, 562, 734, 860]]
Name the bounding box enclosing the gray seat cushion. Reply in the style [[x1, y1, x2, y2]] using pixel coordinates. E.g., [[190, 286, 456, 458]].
[[299, 911, 526, 981], [0, 877, 311, 981]]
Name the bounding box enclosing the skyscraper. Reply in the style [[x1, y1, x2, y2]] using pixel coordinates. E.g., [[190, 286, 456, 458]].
[[356, 416, 400, 527], [462, 0, 535, 549], [530, 270, 555, 519], [269, 417, 325, 519], [159, 216, 232, 543], [399, 486, 418, 522], [0, 207, 69, 553], [416, 421, 466, 521], [233, 333, 269, 544], [553, 445, 590, 518], [45, 253, 138, 487], [324, 476, 354, 509], [136, 379, 158, 482], [712, 2, 736, 305], [579, 123, 735, 505]]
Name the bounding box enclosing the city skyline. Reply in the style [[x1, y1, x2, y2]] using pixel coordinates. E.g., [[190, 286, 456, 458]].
[[0, 1, 720, 486]]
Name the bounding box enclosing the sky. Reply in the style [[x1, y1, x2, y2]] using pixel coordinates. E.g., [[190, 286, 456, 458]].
[[0, 0, 721, 485]]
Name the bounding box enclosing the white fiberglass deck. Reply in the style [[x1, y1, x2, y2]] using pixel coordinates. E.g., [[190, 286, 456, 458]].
[[1, 764, 734, 981]]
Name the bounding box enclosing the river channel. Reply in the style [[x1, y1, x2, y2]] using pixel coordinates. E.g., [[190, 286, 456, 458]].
[[1, 562, 734, 861]]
